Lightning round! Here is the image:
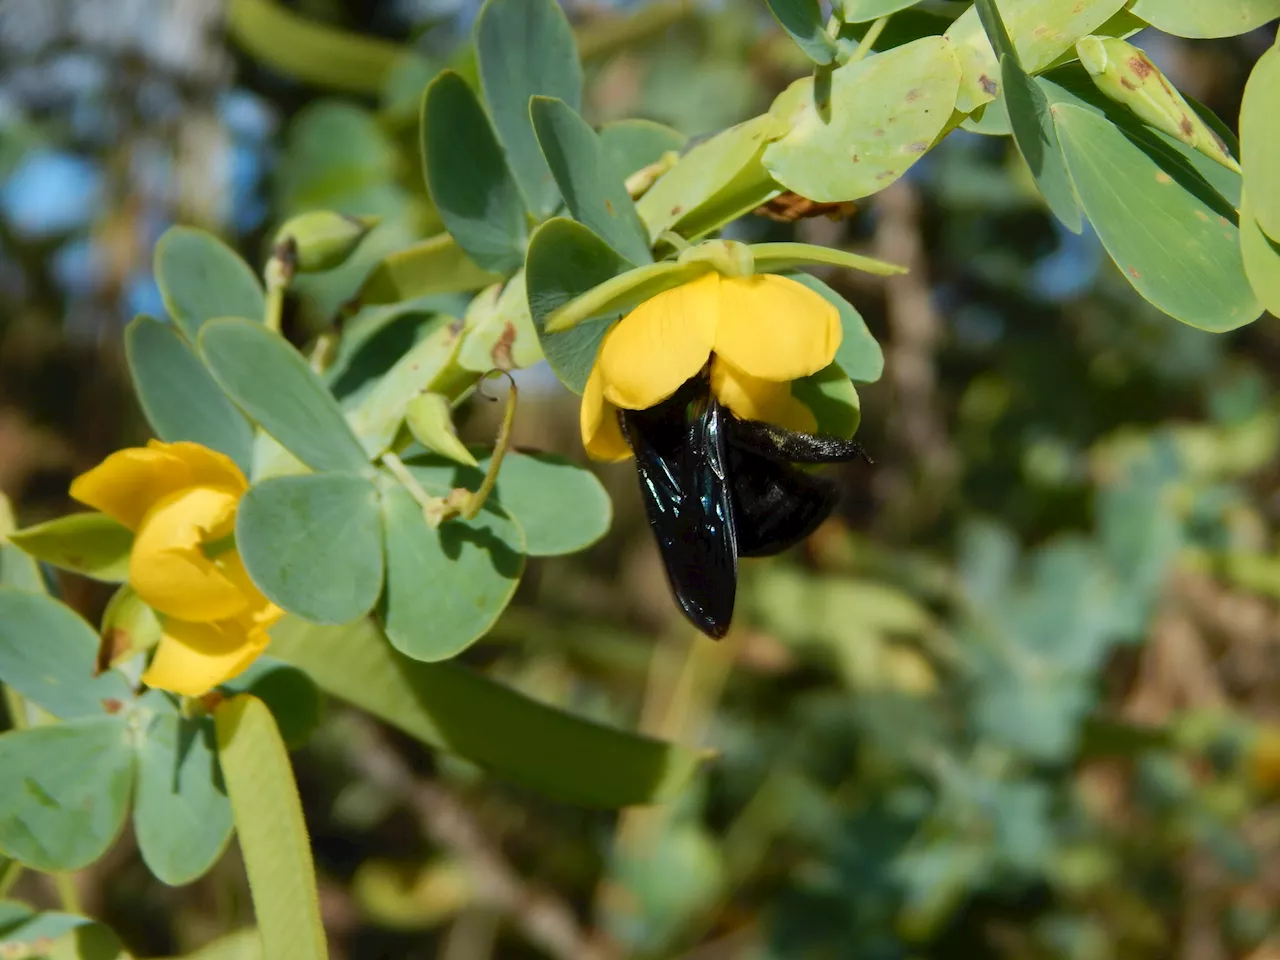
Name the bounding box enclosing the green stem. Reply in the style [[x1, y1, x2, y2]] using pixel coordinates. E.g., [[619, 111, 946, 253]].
[[848, 15, 888, 66], [54, 872, 82, 914], [462, 374, 518, 521], [658, 230, 692, 253], [264, 282, 285, 334], [0, 858, 23, 899], [382, 452, 437, 516]]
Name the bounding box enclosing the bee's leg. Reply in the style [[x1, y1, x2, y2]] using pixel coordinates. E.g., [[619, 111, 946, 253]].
[[727, 417, 872, 465]]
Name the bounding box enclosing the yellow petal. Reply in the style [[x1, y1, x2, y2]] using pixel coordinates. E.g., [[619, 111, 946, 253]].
[[581, 361, 633, 462], [598, 272, 719, 410], [70, 440, 246, 530], [713, 274, 841, 382], [711, 357, 817, 434], [130, 486, 250, 622], [141, 616, 270, 696]]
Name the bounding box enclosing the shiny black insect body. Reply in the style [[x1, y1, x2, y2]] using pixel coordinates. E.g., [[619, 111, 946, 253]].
[[619, 372, 867, 638]]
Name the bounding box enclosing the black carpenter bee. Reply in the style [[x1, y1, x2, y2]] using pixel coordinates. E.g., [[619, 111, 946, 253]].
[[618, 369, 868, 638]]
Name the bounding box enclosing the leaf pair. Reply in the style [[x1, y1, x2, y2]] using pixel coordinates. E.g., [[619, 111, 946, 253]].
[[0, 589, 317, 883]]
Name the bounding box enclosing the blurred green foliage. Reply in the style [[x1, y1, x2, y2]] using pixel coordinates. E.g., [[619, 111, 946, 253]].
[[2, 1, 1280, 959]]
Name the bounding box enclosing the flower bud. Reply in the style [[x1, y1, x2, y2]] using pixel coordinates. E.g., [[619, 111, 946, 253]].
[[272, 211, 379, 273], [1076, 35, 1240, 173], [406, 392, 478, 467]]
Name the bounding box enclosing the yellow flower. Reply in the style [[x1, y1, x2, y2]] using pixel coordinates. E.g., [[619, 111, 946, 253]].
[[580, 271, 841, 461], [70, 440, 281, 696]]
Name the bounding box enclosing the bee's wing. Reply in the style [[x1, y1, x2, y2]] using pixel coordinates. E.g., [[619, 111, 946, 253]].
[[621, 381, 738, 639]]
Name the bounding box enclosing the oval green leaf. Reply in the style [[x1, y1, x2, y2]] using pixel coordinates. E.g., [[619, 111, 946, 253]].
[[404, 448, 612, 557], [215, 695, 327, 960], [357, 233, 503, 307], [227, 0, 404, 94], [199, 318, 370, 474], [1129, 0, 1280, 38], [1241, 42, 1280, 242], [531, 96, 652, 265], [126, 315, 255, 473], [526, 218, 630, 394], [793, 364, 862, 439], [762, 36, 962, 203], [0, 588, 133, 719], [636, 113, 783, 240], [765, 0, 837, 65], [154, 227, 266, 340], [1051, 101, 1261, 331], [133, 695, 233, 887], [1003, 60, 1083, 231], [0, 716, 134, 871], [842, 0, 930, 20], [7, 512, 133, 582], [783, 272, 884, 383], [423, 71, 529, 274], [236, 473, 384, 625], [1240, 189, 1280, 316], [599, 119, 687, 183], [380, 483, 524, 661], [475, 0, 583, 218], [268, 616, 704, 807]]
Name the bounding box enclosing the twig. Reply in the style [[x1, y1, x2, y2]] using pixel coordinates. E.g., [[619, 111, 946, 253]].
[[340, 716, 617, 960]]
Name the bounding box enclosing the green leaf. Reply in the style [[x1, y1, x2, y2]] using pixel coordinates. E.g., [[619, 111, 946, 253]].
[[475, 0, 583, 218], [7, 512, 133, 582], [160, 928, 263, 960], [422, 71, 529, 274], [154, 227, 266, 340], [598, 120, 687, 184], [357, 233, 504, 306], [765, 0, 837, 65], [792, 364, 861, 439], [531, 96, 653, 265], [1240, 190, 1280, 316], [403, 448, 612, 557], [783, 273, 884, 383], [276, 102, 398, 213], [0, 716, 134, 871], [219, 658, 323, 750], [762, 36, 962, 202], [227, 0, 405, 94], [841, 0, 928, 20], [1128, 0, 1280, 37], [1003, 62, 1083, 231], [0, 588, 133, 719], [1241, 43, 1280, 242], [527, 218, 630, 395], [0, 495, 43, 593], [636, 113, 783, 241], [199, 318, 370, 474], [269, 617, 704, 807], [215, 695, 327, 960], [133, 695, 233, 886], [749, 242, 906, 277], [1051, 101, 1261, 331], [126, 316, 255, 474], [379, 483, 523, 661], [236, 473, 384, 625], [346, 318, 469, 458], [974, 0, 1020, 66], [0, 909, 128, 959]]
